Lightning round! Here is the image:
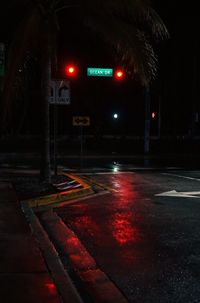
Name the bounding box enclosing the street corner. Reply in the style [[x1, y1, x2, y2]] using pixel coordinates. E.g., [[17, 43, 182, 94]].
[[22, 172, 94, 208]]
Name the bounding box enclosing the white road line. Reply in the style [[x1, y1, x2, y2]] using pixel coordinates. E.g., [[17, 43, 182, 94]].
[[162, 173, 200, 182], [76, 171, 135, 175]]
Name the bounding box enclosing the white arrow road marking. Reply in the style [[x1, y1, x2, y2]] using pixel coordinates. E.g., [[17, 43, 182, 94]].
[[155, 190, 200, 198]]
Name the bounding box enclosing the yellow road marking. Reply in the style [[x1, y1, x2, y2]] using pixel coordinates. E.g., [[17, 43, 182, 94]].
[[23, 173, 93, 208], [21, 173, 117, 208], [81, 175, 118, 193]]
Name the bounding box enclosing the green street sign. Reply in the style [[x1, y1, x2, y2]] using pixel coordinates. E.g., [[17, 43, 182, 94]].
[[87, 67, 113, 77], [0, 43, 5, 77]]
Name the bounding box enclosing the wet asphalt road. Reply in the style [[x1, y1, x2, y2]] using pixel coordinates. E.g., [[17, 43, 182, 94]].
[[54, 170, 200, 302]]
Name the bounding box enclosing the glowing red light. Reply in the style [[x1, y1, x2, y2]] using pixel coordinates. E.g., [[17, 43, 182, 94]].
[[117, 71, 123, 77], [115, 69, 124, 79], [68, 66, 75, 73], [65, 65, 77, 77]]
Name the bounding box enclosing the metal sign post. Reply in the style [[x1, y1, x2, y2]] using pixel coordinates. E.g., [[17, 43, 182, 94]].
[[49, 79, 71, 175], [80, 125, 83, 170], [73, 116, 90, 169], [53, 103, 58, 176]]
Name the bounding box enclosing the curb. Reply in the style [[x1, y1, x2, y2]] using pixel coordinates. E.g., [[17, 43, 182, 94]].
[[19, 172, 128, 302], [23, 173, 94, 208], [19, 173, 93, 303], [40, 211, 129, 303], [21, 201, 83, 303]]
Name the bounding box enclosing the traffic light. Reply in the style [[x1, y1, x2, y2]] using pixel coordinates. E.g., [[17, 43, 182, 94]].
[[64, 64, 77, 78], [114, 69, 124, 80], [151, 112, 156, 119]]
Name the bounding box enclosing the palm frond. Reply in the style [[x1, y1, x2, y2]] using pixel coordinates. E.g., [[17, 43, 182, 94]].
[[83, 0, 169, 40], [1, 0, 169, 131], [83, 0, 166, 85]]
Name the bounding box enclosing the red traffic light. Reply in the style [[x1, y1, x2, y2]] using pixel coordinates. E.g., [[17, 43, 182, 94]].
[[65, 64, 77, 77], [114, 69, 124, 80]]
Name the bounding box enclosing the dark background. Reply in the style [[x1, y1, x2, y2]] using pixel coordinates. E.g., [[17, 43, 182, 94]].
[[1, 1, 200, 154], [56, 1, 200, 139]]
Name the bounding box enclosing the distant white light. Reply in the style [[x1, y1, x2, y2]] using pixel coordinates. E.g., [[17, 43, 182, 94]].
[[113, 166, 119, 172], [112, 161, 119, 172], [113, 113, 118, 119]]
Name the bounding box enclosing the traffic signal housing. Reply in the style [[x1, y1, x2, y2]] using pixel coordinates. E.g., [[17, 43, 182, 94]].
[[114, 69, 124, 80], [151, 112, 156, 119], [64, 64, 77, 78]]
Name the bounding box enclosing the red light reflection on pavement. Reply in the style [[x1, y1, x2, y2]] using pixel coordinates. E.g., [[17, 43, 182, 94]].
[[45, 282, 56, 293], [56, 173, 157, 276], [108, 174, 142, 246], [66, 235, 80, 247], [72, 215, 101, 237], [112, 212, 138, 245], [111, 174, 139, 202]]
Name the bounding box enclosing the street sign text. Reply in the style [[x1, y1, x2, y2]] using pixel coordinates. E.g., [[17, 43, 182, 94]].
[[87, 68, 113, 77]]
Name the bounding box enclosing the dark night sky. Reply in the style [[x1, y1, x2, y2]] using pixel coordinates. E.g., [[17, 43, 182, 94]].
[[1, 1, 200, 136], [154, 1, 200, 135], [56, 1, 200, 136]]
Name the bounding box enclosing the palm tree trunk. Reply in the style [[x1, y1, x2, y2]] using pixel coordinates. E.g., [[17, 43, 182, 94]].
[[144, 85, 151, 154], [40, 22, 51, 182]]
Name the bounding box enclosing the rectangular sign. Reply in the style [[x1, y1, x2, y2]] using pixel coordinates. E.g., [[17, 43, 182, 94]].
[[87, 67, 113, 77], [0, 43, 5, 77], [73, 116, 90, 126], [50, 79, 70, 105]]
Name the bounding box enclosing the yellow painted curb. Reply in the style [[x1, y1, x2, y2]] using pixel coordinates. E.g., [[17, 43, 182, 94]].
[[23, 173, 94, 208]]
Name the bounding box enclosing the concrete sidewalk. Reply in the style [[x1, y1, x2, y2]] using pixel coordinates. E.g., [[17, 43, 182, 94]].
[[0, 181, 62, 303]]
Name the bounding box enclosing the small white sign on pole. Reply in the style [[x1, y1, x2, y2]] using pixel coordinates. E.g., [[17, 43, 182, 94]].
[[50, 79, 70, 105]]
